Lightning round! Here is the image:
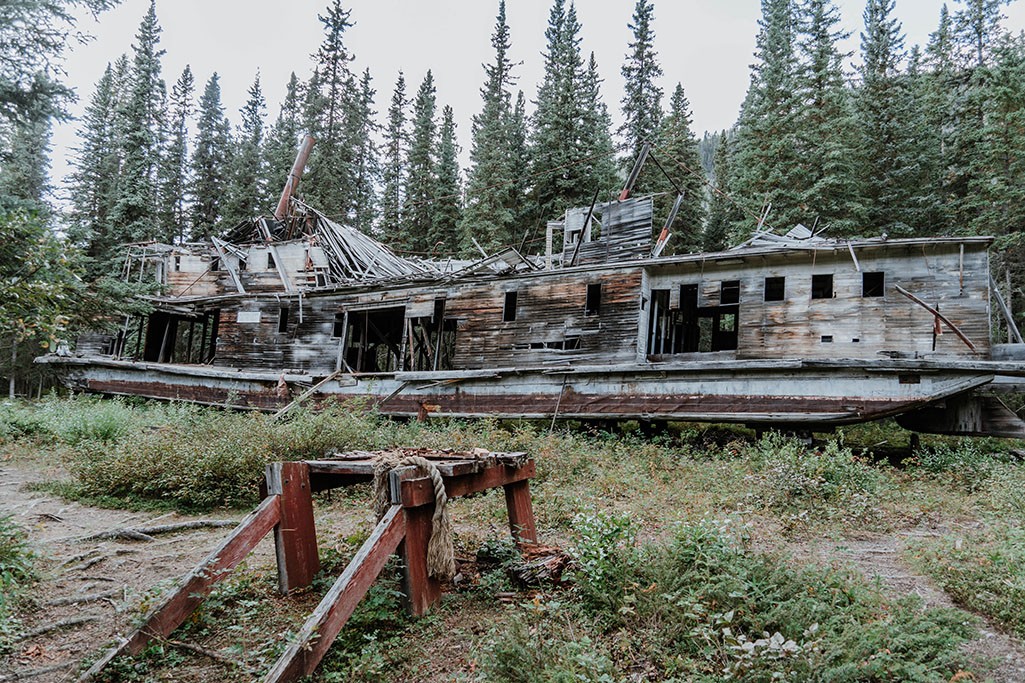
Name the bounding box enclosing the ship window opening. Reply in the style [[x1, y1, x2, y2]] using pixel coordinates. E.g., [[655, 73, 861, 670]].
[[344, 306, 406, 373], [764, 276, 785, 302], [277, 307, 289, 333], [811, 274, 833, 299], [503, 291, 518, 322], [267, 253, 276, 270], [585, 283, 602, 316], [174, 255, 181, 272], [332, 312, 345, 338], [647, 284, 738, 356], [721, 280, 740, 305], [852, 338, 860, 343], [237, 258, 247, 272], [863, 271, 885, 297], [821, 335, 833, 343], [210, 257, 221, 272]]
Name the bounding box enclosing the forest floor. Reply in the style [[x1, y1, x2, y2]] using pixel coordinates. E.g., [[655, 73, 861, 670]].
[[1, 399, 1024, 682]]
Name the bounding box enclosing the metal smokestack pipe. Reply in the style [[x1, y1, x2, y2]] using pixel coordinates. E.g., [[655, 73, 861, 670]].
[[274, 134, 316, 221]]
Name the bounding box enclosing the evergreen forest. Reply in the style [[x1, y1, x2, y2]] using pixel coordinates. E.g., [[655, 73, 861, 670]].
[[3, 0, 1025, 390]]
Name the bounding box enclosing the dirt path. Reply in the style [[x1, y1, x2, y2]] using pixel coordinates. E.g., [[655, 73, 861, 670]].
[[802, 531, 1025, 683], [0, 457, 277, 683]]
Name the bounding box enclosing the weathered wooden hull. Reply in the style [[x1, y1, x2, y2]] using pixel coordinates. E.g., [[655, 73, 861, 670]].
[[39, 355, 1019, 429]]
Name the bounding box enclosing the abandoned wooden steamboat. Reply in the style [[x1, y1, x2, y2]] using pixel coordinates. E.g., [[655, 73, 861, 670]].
[[39, 141, 1025, 438]]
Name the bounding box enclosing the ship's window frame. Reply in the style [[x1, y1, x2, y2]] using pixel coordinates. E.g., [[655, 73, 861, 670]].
[[764, 276, 785, 302], [863, 271, 885, 297], [585, 283, 602, 316], [332, 312, 345, 338], [277, 307, 289, 333], [503, 291, 518, 322], [721, 280, 740, 305], [267, 252, 276, 270], [811, 274, 833, 299], [173, 255, 181, 272], [209, 257, 221, 272]]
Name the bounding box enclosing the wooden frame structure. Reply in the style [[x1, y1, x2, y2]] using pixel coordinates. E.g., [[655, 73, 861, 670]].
[[80, 450, 536, 682]]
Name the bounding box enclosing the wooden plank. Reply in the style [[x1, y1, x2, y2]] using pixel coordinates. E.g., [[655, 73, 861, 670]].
[[400, 461, 536, 508], [400, 503, 442, 616], [266, 462, 320, 593], [79, 495, 281, 681], [262, 505, 406, 683], [503, 480, 538, 547], [894, 284, 979, 352]]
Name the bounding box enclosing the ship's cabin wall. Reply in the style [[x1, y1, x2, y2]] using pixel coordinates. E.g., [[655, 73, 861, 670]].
[[207, 266, 644, 374], [642, 241, 991, 361]]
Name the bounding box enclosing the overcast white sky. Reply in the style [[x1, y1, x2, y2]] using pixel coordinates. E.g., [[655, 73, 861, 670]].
[[50, 0, 1025, 195]]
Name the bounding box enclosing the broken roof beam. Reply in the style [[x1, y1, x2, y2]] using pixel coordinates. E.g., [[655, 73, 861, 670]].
[[275, 135, 315, 221]]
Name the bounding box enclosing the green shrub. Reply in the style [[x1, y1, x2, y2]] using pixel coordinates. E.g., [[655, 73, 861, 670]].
[[483, 612, 617, 683], [566, 509, 638, 615], [906, 440, 1006, 492]]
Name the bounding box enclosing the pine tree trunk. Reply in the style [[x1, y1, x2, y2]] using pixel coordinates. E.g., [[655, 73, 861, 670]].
[[9, 340, 16, 399]]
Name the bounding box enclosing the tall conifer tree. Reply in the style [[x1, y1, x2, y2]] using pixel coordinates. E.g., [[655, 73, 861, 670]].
[[379, 72, 408, 237], [110, 0, 166, 248], [190, 73, 231, 237], [731, 0, 803, 236], [347, 69, 378, 233], [223, 73, 268, 226], [402, 71, 437, 252], [655, 84, 705, 252], [264, 72, 304, 197], [431, 105, 462, 253], [461, 1, 519, 254], [620, 0, 663, 189], [156, 65, 194, 243]]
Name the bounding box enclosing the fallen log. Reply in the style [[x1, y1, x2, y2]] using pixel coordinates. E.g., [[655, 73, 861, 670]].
[[80, 519, 237, 543]]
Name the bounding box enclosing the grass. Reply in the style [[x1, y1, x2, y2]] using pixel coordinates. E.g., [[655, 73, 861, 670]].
[[0, 514, 37, 653], [1, 395, 1023, 680]]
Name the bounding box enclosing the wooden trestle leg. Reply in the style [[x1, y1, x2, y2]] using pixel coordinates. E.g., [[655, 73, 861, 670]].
[[400, 502, 443, 616], [503, 479, 538, 547], [266, 461, 320, 593]]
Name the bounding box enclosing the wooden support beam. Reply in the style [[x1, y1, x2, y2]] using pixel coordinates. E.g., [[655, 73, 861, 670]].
[[79, 495, 281, 681], [262, 505, 406, 683], [503, 480, 538, 547], [399, 461, 537, 507], [400, 503, 442, 616], [266, 462, 320, 593]]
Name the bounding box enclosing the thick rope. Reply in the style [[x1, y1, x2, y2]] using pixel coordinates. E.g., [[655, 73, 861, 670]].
[[372, 453, 456, 580]]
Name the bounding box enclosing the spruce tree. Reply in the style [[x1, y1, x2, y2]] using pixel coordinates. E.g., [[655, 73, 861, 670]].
[[530, 0, 589, 221], [0, 103, 51, 213], [156, 65, 194, 243], [304, 0, 356, 217], [655, 83, 705, 253], [190, 73, 231, 237], [703, 130, 742, 251], [347, 69, 378, 233], [620, 0, 663, 188], [109, 0, 166, 247], [402, 71, 437, 252], [856, 0, 924, 236], [794, 0, 860, 235], [223, 72, 268, 226], [264, 72, 303, 199], [66, 60, 124, 261], [579, 52, 618, 201], [431, 105, 462, 254], [461, 1, 519, 254], [731, 0, 804, 236], [379, 72, 408, 237], [925, 4, 958, 230]]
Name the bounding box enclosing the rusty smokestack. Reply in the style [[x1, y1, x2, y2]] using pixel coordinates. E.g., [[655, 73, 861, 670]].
[[274, 134, 316, 221]]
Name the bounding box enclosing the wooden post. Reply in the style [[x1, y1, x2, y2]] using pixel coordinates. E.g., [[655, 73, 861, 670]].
[[503, 480, 538, 547], [266, 462, 320, 593], [400, 502, 442, 616]]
